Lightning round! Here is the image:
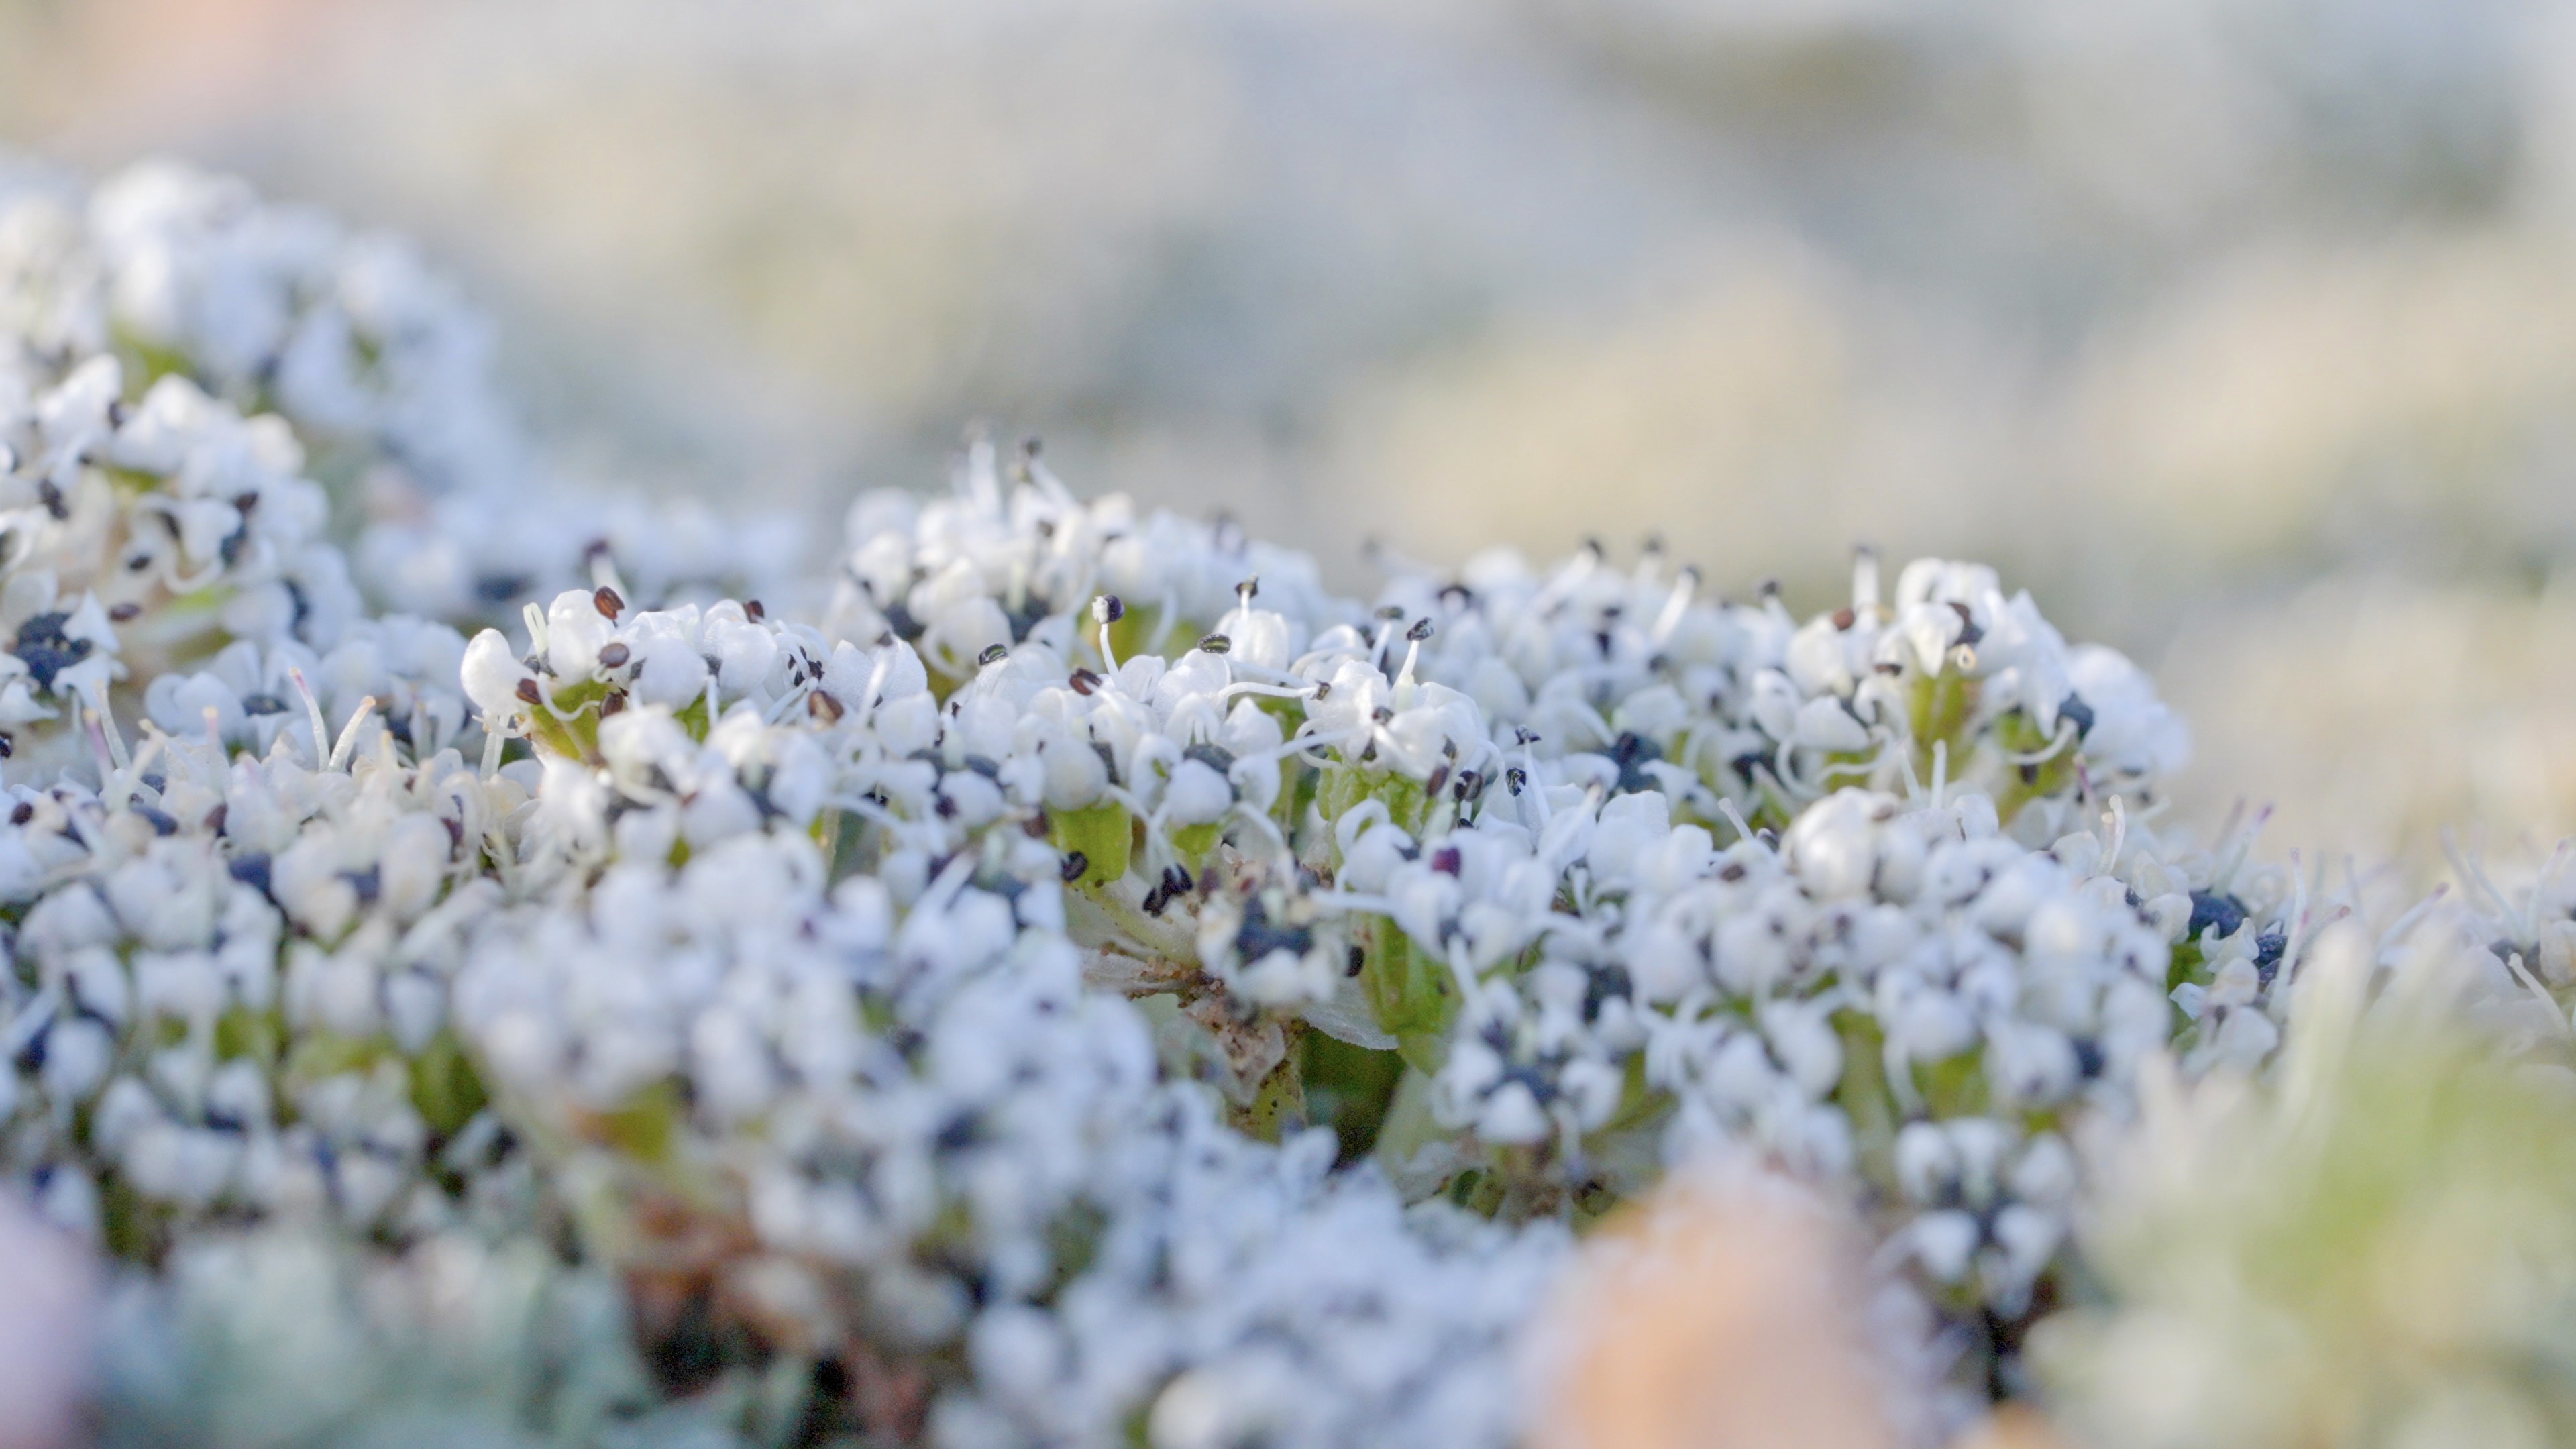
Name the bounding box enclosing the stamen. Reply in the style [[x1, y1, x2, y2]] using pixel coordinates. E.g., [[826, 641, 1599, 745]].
[[329, 697, 379, 771], [1092, 594, 1125, 672], [1649, 566, 1697, 647], [287, 668, 331, 770]]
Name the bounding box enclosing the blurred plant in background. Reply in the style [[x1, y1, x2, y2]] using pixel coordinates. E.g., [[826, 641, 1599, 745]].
[[2034, 920, 2576, 1449]]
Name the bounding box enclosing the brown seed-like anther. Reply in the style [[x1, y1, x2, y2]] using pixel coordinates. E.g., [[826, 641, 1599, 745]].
[[600, 692, 627, 718], [808, 690, 845, 722], [598, 642, 631, 669], [108, 602, 140, 622], [745, 599, 766, 621], [515, 678, 542, 705], [594, 586, 624, 619]]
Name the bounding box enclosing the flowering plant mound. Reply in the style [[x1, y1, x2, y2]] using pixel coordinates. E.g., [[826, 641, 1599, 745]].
[[3, 160, 2567, 1449]]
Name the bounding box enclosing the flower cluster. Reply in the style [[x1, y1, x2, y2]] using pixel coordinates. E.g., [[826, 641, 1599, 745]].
[[1, 158, 801, 636], [4, 156, 2561, 1449]]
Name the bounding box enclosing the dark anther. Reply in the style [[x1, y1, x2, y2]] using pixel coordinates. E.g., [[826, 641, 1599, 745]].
[[1195, 633, 1231, 654], [108, 602, 141, 622], [807, 690, 844, 722], [1060, 851, 1089, 883], [1376, 605, 1407, 620], [1831, 606, 1856, 631], [1405, 617, 1434, 642], [1092, 594, 1126, 624], [1234, 896, 1314, 963], [1069, 668, 1102, 696], [593, 586, 625, 619], [514, 678, 542, 705], [600, 692, 627, 718], [743, 599, 766, 621], [978, 643, 1009, 665], [1431, 846, 1462, 876], [1582, 963, 1633, 1023], [2057, 692, 2096, 739], [2254, 928, 2288, 989], [12, 613, 93, 692], [597, 642, 631, 669], [228, 853, 273, 896], [2186, 890, 2248, 941], [1346, 944, 1366, 977], [1607, 732, 1664, 793], [935, 1112, 981, 1152]]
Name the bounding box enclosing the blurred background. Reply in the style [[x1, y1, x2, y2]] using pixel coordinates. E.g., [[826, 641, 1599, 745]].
[[3, 0, 2572, 877]]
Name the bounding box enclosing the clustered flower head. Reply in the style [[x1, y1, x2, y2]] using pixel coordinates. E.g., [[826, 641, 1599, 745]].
[[3, 157, 2567, 1449]]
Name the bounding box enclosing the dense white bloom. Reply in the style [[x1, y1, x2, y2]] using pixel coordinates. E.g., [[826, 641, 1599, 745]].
[[3, 153, 2520, 1449]]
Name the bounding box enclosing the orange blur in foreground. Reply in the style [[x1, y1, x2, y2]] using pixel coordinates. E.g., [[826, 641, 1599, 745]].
[[1535, 1175, 2068, 1449], [1534, 1176, 1902, 1449]]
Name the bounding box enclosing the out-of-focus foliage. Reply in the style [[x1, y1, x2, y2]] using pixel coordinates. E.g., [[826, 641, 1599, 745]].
[[2034, 922, 2576, 1449]]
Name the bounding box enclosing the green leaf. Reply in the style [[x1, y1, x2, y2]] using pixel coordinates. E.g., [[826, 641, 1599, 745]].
[[410, 1030, 490, 1140], [1049, 802, 1133, 886]]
